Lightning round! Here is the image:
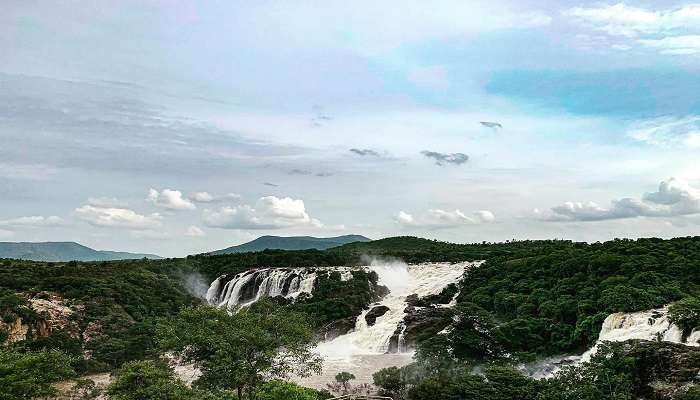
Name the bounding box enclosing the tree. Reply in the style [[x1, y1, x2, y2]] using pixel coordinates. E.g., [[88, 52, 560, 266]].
[[106, 360, 192, 400], [537, 342, 637, 400], [373, 366, 407, 399], [335, 372, 356, 394], [156, 299, 322, 399], [0, 347, 74, 400], [67, 379, 102, 400], [669, 297, 700, 335], [251, 380, 328, 400], [106, 360, 234, 400]]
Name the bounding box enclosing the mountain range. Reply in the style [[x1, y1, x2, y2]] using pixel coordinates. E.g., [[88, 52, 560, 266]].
[[0, 242, 162, 262], [210, 234, 371, 255]]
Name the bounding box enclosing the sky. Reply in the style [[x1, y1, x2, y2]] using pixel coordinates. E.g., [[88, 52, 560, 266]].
[[3, 1, 700, 257]]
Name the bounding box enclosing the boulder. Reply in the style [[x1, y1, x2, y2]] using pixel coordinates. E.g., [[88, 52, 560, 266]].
[[319, 316, 357, 341], [386, 306, 453, 353], [365, 305, 390, 326]]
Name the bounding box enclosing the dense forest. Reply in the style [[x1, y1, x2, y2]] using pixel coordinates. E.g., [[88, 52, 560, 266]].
[[1, 236, 700, 399]]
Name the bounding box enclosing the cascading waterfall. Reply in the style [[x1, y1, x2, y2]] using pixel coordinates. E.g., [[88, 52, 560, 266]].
[[315, 261, 474, 359], [207, 268, 313, 307], [206, 267, 357, 308], [581, 306, 698, 361], [526, 306, 700, 379]]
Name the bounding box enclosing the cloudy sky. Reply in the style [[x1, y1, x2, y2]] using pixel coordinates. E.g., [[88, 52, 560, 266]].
[[3, 1, 700, 257]]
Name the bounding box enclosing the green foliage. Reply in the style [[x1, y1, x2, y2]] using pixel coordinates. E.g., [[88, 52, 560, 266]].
[[106, 360, 230, 400], [537, 342, 639, 400], [447, 303, 506, 361], [251, 380, 329, 400], [290, 270, 381, 328], [67, 378, 102, 400], [456, 237, 700, 358], [0, 347, 74, 400], [0, 259, 196, 370], [334, 371, 356, 393], [669, 296, 700, 335], [676, 386, 700, 400], [373, 366, 408, 399], [405, 340, 698, 400], [0, 288, 36, 324], [157, 300, 321, 398], [335, 371, 355, 384]]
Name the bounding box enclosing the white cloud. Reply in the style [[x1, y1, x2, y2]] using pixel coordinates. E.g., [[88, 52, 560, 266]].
[[147, 188, 196, 210], [628, 116, 700, 148], [87, 197, 128, 208], [203, 196, 322, 230], [185, 225, 206, 237], [396, 208, 495, 229], [189, 191, 241, 203], [564, 3, 700, 54], [0, 215, 65, 228], [564, 3, 660, 38], [75, 205, 162, 230], [0, 229, 13, 239], [544, 178, 700, 221], [639, 34, 700, 54]]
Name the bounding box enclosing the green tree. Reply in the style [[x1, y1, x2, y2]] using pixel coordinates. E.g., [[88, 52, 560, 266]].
[[0, 347, 74, 400], [373, 366, 407, 399], [334, 371, 355, 393], [676, 386, 700, 400], [157, 300, 321, 399], [67, 379, 102, 400], [669, 297, 700, 335], [251, 380, 327, 400], [106, 360, 233, 400], [106, 360, 192, 400], [537, 342, 637, 400]]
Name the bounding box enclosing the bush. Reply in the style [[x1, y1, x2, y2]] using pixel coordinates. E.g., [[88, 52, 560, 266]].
[[106, 360, 192, 400], [252, 380, 329, 400], [669, 297, 700, 335], [0, 347, 74, 400]]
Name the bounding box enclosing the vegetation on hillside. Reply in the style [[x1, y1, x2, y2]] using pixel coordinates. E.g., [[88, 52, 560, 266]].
[[2, 236, 700, 399], [373, 340, 700, 400]]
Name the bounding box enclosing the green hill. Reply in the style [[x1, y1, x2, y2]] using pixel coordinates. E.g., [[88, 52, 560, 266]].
[[0, 241, 162, 262], [210, 234, 370, 255]]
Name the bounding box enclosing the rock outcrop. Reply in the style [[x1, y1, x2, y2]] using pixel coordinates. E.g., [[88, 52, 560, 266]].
[[364, 305, 390, 327], [387, 305, 453, 353], [1, 291, 79, 345], [0, 317, 29, 344], [319, 316, 358, 341], [615, 340, 700, 399]]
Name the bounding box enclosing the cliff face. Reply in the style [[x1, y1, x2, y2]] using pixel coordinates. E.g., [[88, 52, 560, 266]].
[[0, 292, 80, 344], [0, 317, 29, 344]]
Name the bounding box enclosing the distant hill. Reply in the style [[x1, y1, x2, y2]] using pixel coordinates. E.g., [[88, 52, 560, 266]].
[[0, 242, 162, 262], [210, 235, 371, 255]]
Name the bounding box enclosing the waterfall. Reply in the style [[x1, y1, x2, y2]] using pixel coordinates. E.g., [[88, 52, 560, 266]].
[[207, 268, 316, 307], [526, 306, 700, 379], [206, 267, 359, 308], [315, 261, 474, 359], [581, 306, 698, 361]]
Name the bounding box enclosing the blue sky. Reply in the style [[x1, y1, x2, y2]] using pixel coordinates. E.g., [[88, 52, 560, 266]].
[[3, 1, 700, 256]]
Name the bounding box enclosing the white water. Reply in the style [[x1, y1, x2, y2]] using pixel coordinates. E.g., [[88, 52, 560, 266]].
[[207, 268, 335, 308], [581, 306, 697, 361], [206, 262, 474, 389], [529, 306, 700, 378], [298, 261, 475, 390], [315, 261, 472, 359]]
